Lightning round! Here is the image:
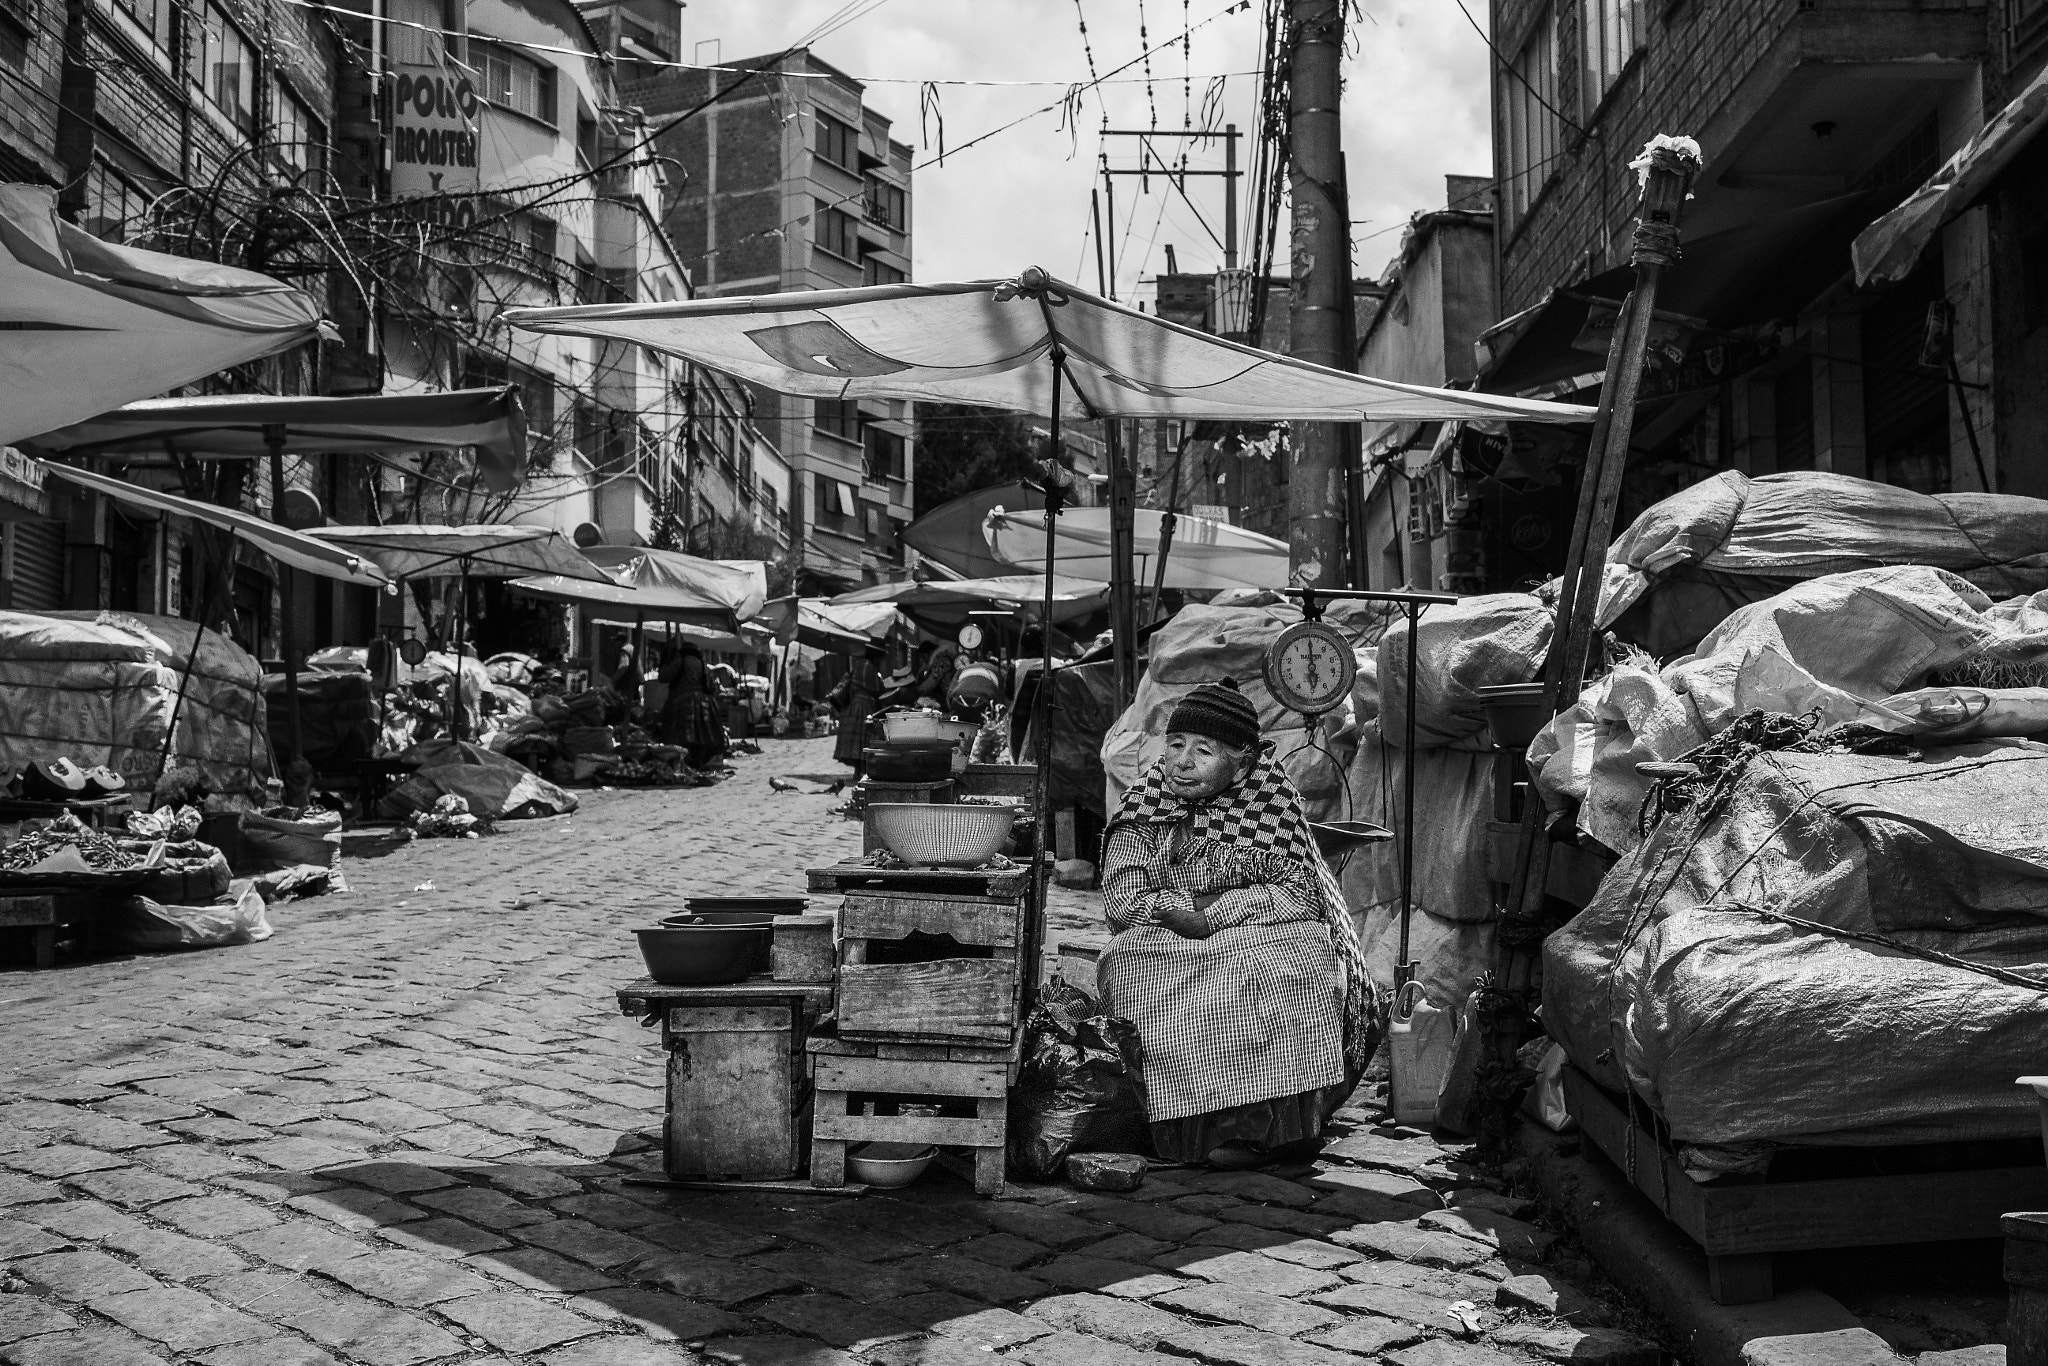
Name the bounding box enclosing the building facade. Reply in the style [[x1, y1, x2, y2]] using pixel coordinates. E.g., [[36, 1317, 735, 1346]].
[[625, 48, 916, 592]]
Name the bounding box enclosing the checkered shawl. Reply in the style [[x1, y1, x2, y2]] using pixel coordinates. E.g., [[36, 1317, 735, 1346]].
[[1111, 749, 1381, 1077]]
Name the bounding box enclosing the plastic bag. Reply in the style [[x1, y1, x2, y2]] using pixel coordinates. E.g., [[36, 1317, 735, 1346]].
[[102, 881, 271, 950], [1006, 980, 1149, 1180], [240, 808, 342, 871]]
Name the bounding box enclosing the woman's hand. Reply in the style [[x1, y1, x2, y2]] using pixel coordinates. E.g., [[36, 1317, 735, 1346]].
[[1156, 900, 1213, 939]]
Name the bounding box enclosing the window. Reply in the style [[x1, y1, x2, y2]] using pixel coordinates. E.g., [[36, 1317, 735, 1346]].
[[864, 259, 906, 287], [113, 0, 173, 55], [760, 479, 780, 518], [2017, 0, 2048, 57], [865, 177, 906, 230], [1581, 0, 1643, 120], [813, 473, 857, 530], [386, 0, 443, 66], [194, 3, 256, 135], [83, 162, 153, 243], [576, 108, 599, 166], [814, 202, 858, 260], [814, 397, 860, 443], [272, 79, 328, 187], [813, 112, 857, 170], [481, 47, 555, 124], [1499, 9, 1559, 229], [865, 425, 904, 481]]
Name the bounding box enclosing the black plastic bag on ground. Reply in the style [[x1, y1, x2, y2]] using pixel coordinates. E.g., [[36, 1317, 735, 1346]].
[[1007, 979, 1148, 1180]]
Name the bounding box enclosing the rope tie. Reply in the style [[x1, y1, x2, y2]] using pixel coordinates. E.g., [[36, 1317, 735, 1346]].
[[1630, 217, 1684, 270]]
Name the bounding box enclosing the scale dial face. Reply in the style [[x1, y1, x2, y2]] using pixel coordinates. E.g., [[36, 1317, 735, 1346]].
[[1264, 621, 1357, 717], [958, 623, 984, 650]]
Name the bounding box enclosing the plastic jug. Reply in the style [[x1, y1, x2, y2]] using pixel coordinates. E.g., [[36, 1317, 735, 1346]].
[[1388, 980, 1452, 1128]]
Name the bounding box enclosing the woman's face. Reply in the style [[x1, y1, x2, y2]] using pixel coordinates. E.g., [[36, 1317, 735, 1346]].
[[1161, 731, 1249, 801]]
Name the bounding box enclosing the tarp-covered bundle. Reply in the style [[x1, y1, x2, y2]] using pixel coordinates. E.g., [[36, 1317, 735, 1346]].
[[1602, 470, 2048, 658], [377, 739, 578, 821], [0, 611, 270, 799], [1533, 566, 2048, 855], [1545, 742, 2048, 1164], [1343, 595, 1552, 1008]]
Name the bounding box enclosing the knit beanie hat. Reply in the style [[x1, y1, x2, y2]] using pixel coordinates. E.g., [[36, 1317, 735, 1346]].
[[1164, 677, 1261, 751]]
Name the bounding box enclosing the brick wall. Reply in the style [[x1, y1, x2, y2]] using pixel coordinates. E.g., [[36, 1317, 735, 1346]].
[[0, 0, 63, 180]]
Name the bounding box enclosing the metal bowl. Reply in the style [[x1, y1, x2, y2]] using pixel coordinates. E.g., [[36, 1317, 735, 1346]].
[[634, 922, 770, 985]]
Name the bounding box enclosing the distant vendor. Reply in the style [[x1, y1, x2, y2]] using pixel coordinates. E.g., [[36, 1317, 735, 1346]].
[[1098, 679, 1378, 1169]]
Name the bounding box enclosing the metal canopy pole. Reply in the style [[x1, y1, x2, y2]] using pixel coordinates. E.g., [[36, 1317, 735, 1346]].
[[265, 425, 304, 777]]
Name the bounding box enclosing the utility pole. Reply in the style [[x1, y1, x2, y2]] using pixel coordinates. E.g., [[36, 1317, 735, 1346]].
[[1285, 0, 1350, 588]]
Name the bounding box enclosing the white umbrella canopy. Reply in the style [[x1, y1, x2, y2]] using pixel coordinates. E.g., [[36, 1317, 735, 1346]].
[[985, 506, 1289, 591], [582, 545, 769, 622], [309, 524, 612, 582], [0, 185, 326, 447], [503, 273, 1595, 425]]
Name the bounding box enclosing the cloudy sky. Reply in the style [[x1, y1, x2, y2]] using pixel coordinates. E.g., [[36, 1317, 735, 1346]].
[[680, 0, 1492, 295]]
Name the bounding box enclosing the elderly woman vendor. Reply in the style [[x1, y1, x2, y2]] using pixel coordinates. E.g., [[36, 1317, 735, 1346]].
[[1099, 679, 1378, 1169]]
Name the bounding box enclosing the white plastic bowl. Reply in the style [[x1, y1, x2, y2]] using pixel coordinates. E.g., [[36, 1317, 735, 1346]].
[[847, 1142, 936, 1189], [868, 802, 1014, 868]]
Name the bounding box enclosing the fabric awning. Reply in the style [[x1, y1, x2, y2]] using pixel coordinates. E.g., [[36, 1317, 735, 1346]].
[[831, 573, 1108, 627], [309, 524, 611, 581], [511, 546, 765, 629], [39, 463, 388, 586], [504, 272, 1595, 425], [26, 388, 529, 493], [1854, 68, 2048, 288], [754, 595, 912, 651], [903, 480, 1044, 578], [984, 506, 1289, 591], [0, 183, 326, 447]]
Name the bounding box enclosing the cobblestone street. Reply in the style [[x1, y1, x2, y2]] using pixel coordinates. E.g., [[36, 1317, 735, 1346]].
[[0, 737, 1656, 1366]]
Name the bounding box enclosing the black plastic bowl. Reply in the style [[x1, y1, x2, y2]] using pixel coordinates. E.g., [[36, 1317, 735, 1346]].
[[635, 921, 771, 985], [864, 744, 953, 783]]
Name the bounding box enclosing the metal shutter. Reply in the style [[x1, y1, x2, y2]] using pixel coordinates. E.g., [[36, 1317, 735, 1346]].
[[5, 521, 64, 611]]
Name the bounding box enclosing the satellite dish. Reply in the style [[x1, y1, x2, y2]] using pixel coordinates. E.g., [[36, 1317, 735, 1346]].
[[571, 522, 605, 548], [278, 489, 324, 530]]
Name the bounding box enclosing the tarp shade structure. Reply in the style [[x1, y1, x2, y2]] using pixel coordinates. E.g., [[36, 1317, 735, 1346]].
[[26, 388, 529, 493], [308, 524, 611, 582], [40, 463, 389, 586], [903, 480, 1045, 578], [663, 621, 775, 656], [755, 595, 912, 651], [0, 184, 326, 447], [584, 545, 768, 625], [504, 275, 1596, 425], [985, 506, 1290, 591], [832, 574, 1108, 628], [1854, 65, 2048, 288]]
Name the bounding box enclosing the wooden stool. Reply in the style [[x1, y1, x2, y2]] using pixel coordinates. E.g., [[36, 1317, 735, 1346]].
[[0, 896, 56, 970], [807, 1034, 1014, 1195]]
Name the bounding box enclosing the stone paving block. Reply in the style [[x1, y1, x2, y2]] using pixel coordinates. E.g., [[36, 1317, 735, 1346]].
[[194, 1339, 343, 1366], [240, 1138, 369, 1173], [1742, 1327, 1906, 1366], [435, 1290, 603, 1353], [637, 1218, 784, 1261], [205, 1268, 355, 1320], [449, 1105, 558, 1137], [981, 1203, 1111, 1249], [0, 1293, 75, 1345], [329, 1099, 450, 1134], [1418, 1207, 1558, 1259], [0, 1323, 169, 1366], [88, 1284, 272, 1353], [866, 1335, 1029, 1366], [475, 1164, 584, 1199], [1311, 1185, 1437, 1224], [1917, 1350, 2006, 1366], [62, 1167, 204, 1210], [625, 1249, 803, 1304], [465, 1246, 618, 1294], [954, 1232, 1047, 1269], [911, 1252, 1050, 1305], [162, 1117, 267, 1144], [1194, 1223, 1362, 1269], [206, 1094, 321, 1127], [320, 1246, 495, 1305], [4, 1145, 129, 1180], [1491, 1322, 1662, 1366], [1449, 1188, 1536, 1219], [698, 1333, 857, 1366], [367, 1080, 480, 1111], [152, 1194, 281, 1238], [1156, 1321, 1372, 1366], [744, 1211, 925, 1263], [56, 1116, 174, 1152], [1387, 1339, 1527, 1366], [1172, 1194, 1244, 1216], [1313, 1280, 1470, 1330], [11, 1249, 157, 1301], [551, 1192, 665, 1230], [1090, 1202, 1219, 1243], [1078, 1231, 1176, 1263], [1337, 1260, 1497, 1300], [285, 1187, 421, 1231], [819, 1196, 985, 1251], [1175, 1171, 1318, 1209], [229, 1221, 372, 1273], [1495, 1272, 1608, 1325], [1222, 1205, 1353, 1238], [331, 1161, 462, 1195], [1026, 1291, 1185, 1348], [0, 1220, 68, 1259], [1153, 1246, 1342, 1297], [1326, 1220, 1495, 1271], [1007, 1327, 1181, 1366], [414, 1185, 554, 1229], [136, 1145, 246, 1184], [373, 1215, 510, 1258], [282, 1293, 469, 1366], [883, 1291, 1050, 1348], [91, 1096, 201, 1125], [1037, 1253, 1187, 1299], [755, 1291, 921, 1349], [1321, 1132, 1446, 1177], [540, 1337, 699, 1366], [751, 1248, 934, 1303], [1304, 1318, 1428, 1355], [571, 1285, 746, 1340], [519, 1217, 661, 1269], [1152, 1280, 1342, 1336], [105, 1225, 249, 1281]]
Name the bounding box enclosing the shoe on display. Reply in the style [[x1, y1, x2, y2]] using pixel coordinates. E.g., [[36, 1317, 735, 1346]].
[[80, 766, 127, 798], [22, 758, 88, 802]]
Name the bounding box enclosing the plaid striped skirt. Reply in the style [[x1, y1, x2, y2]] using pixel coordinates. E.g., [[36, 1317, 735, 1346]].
[[1099, 919, 1349, 1123]]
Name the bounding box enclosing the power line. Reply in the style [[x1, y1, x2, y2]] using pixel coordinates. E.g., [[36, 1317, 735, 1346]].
[[1447, 0, 1585, 139]]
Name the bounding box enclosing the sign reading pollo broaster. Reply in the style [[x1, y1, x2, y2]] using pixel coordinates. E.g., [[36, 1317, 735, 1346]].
[[390, 69, 479, 227]]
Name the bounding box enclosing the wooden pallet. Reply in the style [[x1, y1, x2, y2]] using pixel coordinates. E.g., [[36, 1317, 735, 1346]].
[[1564, 1065, 2048, 1305], [808, 861, 1032, 897], [806, 1032, 1015, 1195], [837, 889, 1025, 1046]]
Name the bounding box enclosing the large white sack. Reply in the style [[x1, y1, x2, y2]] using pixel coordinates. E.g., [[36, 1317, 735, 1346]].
[[1378, 594, 1551, 750]]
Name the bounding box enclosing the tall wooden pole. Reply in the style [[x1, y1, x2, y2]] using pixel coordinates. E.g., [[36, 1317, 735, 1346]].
[[1285, 0, 1350, 588], [1484, 136, 1702, 1088], [1107, 419, 1138, 708], [266, 426, 304, 775]]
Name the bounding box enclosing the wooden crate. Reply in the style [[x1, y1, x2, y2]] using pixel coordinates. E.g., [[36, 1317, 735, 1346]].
[[771, 914, 836, 983], [958, 762, 1036, 799], [1564, 1065, 2048, 1305], [809, 862, 1032, 897], [807, 1033, 1015, 1195], [837, 890, 1025, 1045]]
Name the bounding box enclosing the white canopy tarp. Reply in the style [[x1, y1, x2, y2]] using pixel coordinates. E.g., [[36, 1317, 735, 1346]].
[[985, 506, 1290, 591], [0, 184, 325, 447], [310, 524, 611, 582], [832, 573, 1108, 625], [504, 274, 1596, 425]]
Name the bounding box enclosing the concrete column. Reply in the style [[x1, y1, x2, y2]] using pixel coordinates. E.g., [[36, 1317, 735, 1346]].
[[1809, 313, 1866, 479], [1943, 205, 1997, 491]]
